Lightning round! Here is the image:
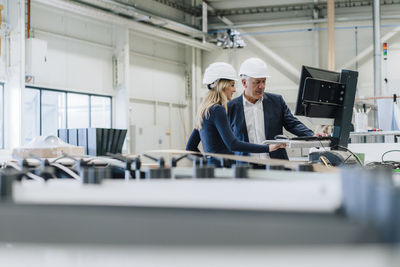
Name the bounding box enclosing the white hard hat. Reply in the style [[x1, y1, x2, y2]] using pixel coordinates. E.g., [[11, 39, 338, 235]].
[[202, 62, 238, 86], [239, 57, 271, 78]]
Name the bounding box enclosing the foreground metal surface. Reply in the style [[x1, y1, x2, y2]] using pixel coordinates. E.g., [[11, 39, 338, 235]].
[[0, 203, 380, 246]]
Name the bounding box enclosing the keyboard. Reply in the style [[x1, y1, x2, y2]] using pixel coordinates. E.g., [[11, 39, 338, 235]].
[[290, 136, 333, 141]]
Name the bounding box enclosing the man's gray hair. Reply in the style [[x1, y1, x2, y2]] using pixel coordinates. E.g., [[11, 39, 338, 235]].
[[240, 74, 250, 82]]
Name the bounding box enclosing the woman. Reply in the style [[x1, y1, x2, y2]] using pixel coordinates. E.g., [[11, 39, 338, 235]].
[[186, 62, 285, 164]]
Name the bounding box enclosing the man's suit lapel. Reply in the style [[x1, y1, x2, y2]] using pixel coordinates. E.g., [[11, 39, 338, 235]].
[[237, 95, 249, 142], [262, 94, 270, 139]]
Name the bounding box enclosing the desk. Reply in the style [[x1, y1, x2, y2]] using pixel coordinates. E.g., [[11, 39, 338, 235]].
[[350, 131, 400, 143], [263, 140, 331, 149], [348, 143, 400, 163]]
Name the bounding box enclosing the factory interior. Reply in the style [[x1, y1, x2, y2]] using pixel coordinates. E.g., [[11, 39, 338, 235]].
[[1, 0, 400, 266]]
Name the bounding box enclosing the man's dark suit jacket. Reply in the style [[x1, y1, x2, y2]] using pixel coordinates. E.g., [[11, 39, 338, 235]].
[[227, 92, 314, 159]]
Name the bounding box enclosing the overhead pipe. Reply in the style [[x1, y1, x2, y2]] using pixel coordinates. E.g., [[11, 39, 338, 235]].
[[208, 15, 400, 31], [76, 0, 204, 37], [32, 0, 215, 51], [228, 24, 400, 38]]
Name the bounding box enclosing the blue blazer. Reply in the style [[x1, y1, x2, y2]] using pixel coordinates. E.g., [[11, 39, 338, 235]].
[[227, 93, 314, 159]]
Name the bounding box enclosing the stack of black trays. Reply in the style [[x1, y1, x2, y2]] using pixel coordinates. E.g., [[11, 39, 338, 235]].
[[57, 128, 127, 156]]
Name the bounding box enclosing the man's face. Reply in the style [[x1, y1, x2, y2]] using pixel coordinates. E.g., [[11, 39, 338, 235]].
[[242, 77, 266, 101]]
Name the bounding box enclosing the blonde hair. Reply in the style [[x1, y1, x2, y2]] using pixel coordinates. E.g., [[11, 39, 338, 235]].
[[196, 79, 231, 130]]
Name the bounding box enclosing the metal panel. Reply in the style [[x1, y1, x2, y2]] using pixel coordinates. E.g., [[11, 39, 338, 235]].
[[0, 203, 381, 245]]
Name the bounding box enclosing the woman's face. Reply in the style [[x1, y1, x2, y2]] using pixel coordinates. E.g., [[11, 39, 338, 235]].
[[224, 80, 236, 101]]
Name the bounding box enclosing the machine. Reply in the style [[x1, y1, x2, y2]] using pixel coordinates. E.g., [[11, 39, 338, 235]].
[[295, 66, 359, 165]]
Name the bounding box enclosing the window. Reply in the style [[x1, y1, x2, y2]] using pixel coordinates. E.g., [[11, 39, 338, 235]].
[[91, 95, 111, 128], [67, 93, 90, 129], [22, 88, 40, 144], [23, 86, 112, 145], [0, 83, 4, 148], [42, 90, 66, 137]]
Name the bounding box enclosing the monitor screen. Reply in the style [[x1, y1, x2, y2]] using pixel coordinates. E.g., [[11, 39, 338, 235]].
[[295, 66, 342, 118]]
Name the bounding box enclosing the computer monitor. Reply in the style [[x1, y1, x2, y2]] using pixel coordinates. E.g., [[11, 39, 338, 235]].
[[295, 66, 343, 118], [294, 65, 358, 148]]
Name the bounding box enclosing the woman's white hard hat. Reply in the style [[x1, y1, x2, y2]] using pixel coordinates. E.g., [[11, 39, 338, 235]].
[[239, 57, 271, 78], [202, 62, 238, 85]]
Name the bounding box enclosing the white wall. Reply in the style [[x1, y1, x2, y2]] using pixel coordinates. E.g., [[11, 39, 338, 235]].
[[0, 0, 201, 152], [0, 1, 197, 152], [29, 3, 114, 95], [128, 32, 192, 153]]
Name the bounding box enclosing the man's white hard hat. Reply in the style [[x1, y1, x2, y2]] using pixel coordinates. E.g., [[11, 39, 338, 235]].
[[202, 62, 238, 86], [239, 57, 271, 78]]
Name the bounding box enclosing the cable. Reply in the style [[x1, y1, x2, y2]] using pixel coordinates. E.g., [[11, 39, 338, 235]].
[[50, 162, 82, 182], [5, 162, 45, 183], [25, 172, 46, 182], [5, 161, 21, 171], [365, 161, 394, 168], [318, 139, 328, 152], [86, 158, 110, 167], [53, 154, 80, 164], [343, 153, 353, 164], [381, 150, 400, 162], [331, 145, 363, 166]]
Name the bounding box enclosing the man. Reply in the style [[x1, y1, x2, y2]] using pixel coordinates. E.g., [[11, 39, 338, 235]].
[[227, 57, 314, 160]]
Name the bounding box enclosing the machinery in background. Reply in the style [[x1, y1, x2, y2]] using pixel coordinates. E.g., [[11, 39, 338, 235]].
[[0, 151, 399, 249], [295, 66, 359, 166]]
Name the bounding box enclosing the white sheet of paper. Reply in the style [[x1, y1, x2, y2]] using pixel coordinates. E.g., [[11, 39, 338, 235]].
[[377, 99, 393, 131]]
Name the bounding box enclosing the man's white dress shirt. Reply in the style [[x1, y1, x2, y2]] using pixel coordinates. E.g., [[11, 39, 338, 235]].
[[243, 95, 270, 159]]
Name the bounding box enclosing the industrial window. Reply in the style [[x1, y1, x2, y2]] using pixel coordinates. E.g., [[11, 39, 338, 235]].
[[67, 93, 90, 129], [23, 88, 41, 145], [42, 90, 66, 137], [0, 83, 4, 149], [91, 96, 111, 128], [23, 86, 112, 145]]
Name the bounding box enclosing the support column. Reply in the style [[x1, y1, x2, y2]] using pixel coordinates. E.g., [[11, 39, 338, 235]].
[[327, 0, 335, 71], [373, 0, 381, 99], [313, 1, 320, 67], [202, 1, 207, 43], [190, 47, 202, 129], [373, 0, 382, 128], [113, 26, 130, 152], [4, 0, 25, 148]]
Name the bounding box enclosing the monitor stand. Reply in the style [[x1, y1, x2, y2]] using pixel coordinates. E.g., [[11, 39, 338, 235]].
[[310, 69, 359, 166]]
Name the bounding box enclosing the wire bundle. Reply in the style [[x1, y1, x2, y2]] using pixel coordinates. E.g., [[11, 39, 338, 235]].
[[365, 150, 400, 170]]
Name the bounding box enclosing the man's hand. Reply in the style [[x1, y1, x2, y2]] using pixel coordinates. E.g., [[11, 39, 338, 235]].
[[269, 143, 286, 152], [314, 133, 329, 137]]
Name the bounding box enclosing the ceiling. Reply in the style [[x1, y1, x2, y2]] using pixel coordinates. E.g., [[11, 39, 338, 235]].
[[144, 1, 400, 30], [204, 0, 400, 28], [60, 0, 400, 47]]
